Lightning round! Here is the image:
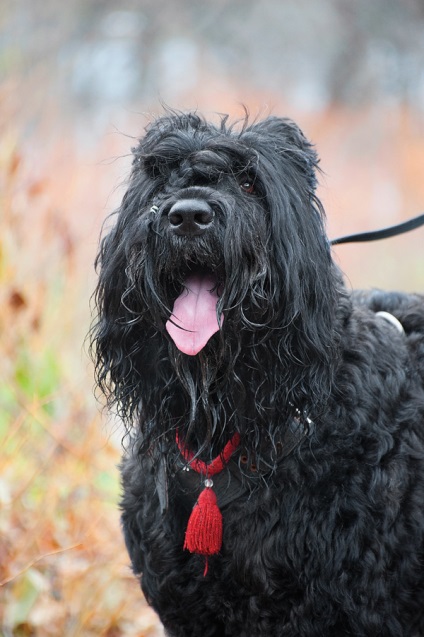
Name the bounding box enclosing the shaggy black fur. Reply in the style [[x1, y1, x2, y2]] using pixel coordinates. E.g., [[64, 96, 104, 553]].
[[92, 111, 424, 636]]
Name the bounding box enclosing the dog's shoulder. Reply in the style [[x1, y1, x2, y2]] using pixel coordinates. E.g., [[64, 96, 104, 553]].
[[350, 289, 424, 335], [349, 289, 424, 382]]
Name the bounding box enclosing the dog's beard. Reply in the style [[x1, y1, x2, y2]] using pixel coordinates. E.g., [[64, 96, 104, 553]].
[[121, 210, 288, 453]]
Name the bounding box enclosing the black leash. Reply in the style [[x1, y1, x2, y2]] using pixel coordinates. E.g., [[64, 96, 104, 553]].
[[331, 213, 424, 246]]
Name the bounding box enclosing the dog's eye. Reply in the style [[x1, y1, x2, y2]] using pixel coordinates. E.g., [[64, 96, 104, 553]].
[[240, 179, 256, 195]]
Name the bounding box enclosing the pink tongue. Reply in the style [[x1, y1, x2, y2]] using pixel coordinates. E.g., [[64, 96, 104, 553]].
[[166, 274, 223, 356]]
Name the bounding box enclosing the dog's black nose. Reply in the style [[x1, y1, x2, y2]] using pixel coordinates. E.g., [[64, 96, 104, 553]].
[[168, 199, 214, 236]]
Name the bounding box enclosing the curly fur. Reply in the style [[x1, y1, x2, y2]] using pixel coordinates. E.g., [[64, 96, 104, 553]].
[[91, 111, 424, 636]]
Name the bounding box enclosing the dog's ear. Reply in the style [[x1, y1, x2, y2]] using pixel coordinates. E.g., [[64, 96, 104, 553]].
[[246, 117, 319, 190]]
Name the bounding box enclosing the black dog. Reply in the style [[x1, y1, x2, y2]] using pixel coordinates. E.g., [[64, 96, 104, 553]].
[[92, 111, 424, 636]]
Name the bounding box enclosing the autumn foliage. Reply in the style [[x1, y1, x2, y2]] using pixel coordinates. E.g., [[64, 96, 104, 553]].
[[0, 96, 162, 635]]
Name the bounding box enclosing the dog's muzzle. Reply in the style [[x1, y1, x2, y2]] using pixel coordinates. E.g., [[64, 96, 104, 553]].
[[168, 199, 215, 237]]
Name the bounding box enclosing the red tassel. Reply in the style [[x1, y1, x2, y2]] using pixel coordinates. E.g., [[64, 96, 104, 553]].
[[176, 432, 240, 575], [183, 486, 222, 556]]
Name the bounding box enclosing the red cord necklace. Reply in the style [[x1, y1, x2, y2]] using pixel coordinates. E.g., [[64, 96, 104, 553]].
[[176, 431, 241, 575]]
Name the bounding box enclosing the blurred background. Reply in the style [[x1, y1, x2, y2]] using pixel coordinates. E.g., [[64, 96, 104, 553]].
[[1, 1, 423, 635]]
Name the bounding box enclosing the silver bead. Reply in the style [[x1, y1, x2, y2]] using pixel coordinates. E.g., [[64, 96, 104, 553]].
[[204, 478, 213, 488]]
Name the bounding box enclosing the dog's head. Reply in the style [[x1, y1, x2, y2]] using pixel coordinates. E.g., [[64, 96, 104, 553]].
[[92, 112, 343, 450]]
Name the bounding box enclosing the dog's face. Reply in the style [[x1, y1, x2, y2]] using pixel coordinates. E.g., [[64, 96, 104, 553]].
[[131, 115, 271, 356], [115, 113, 331, 342], [93, 112, 343, 447]]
